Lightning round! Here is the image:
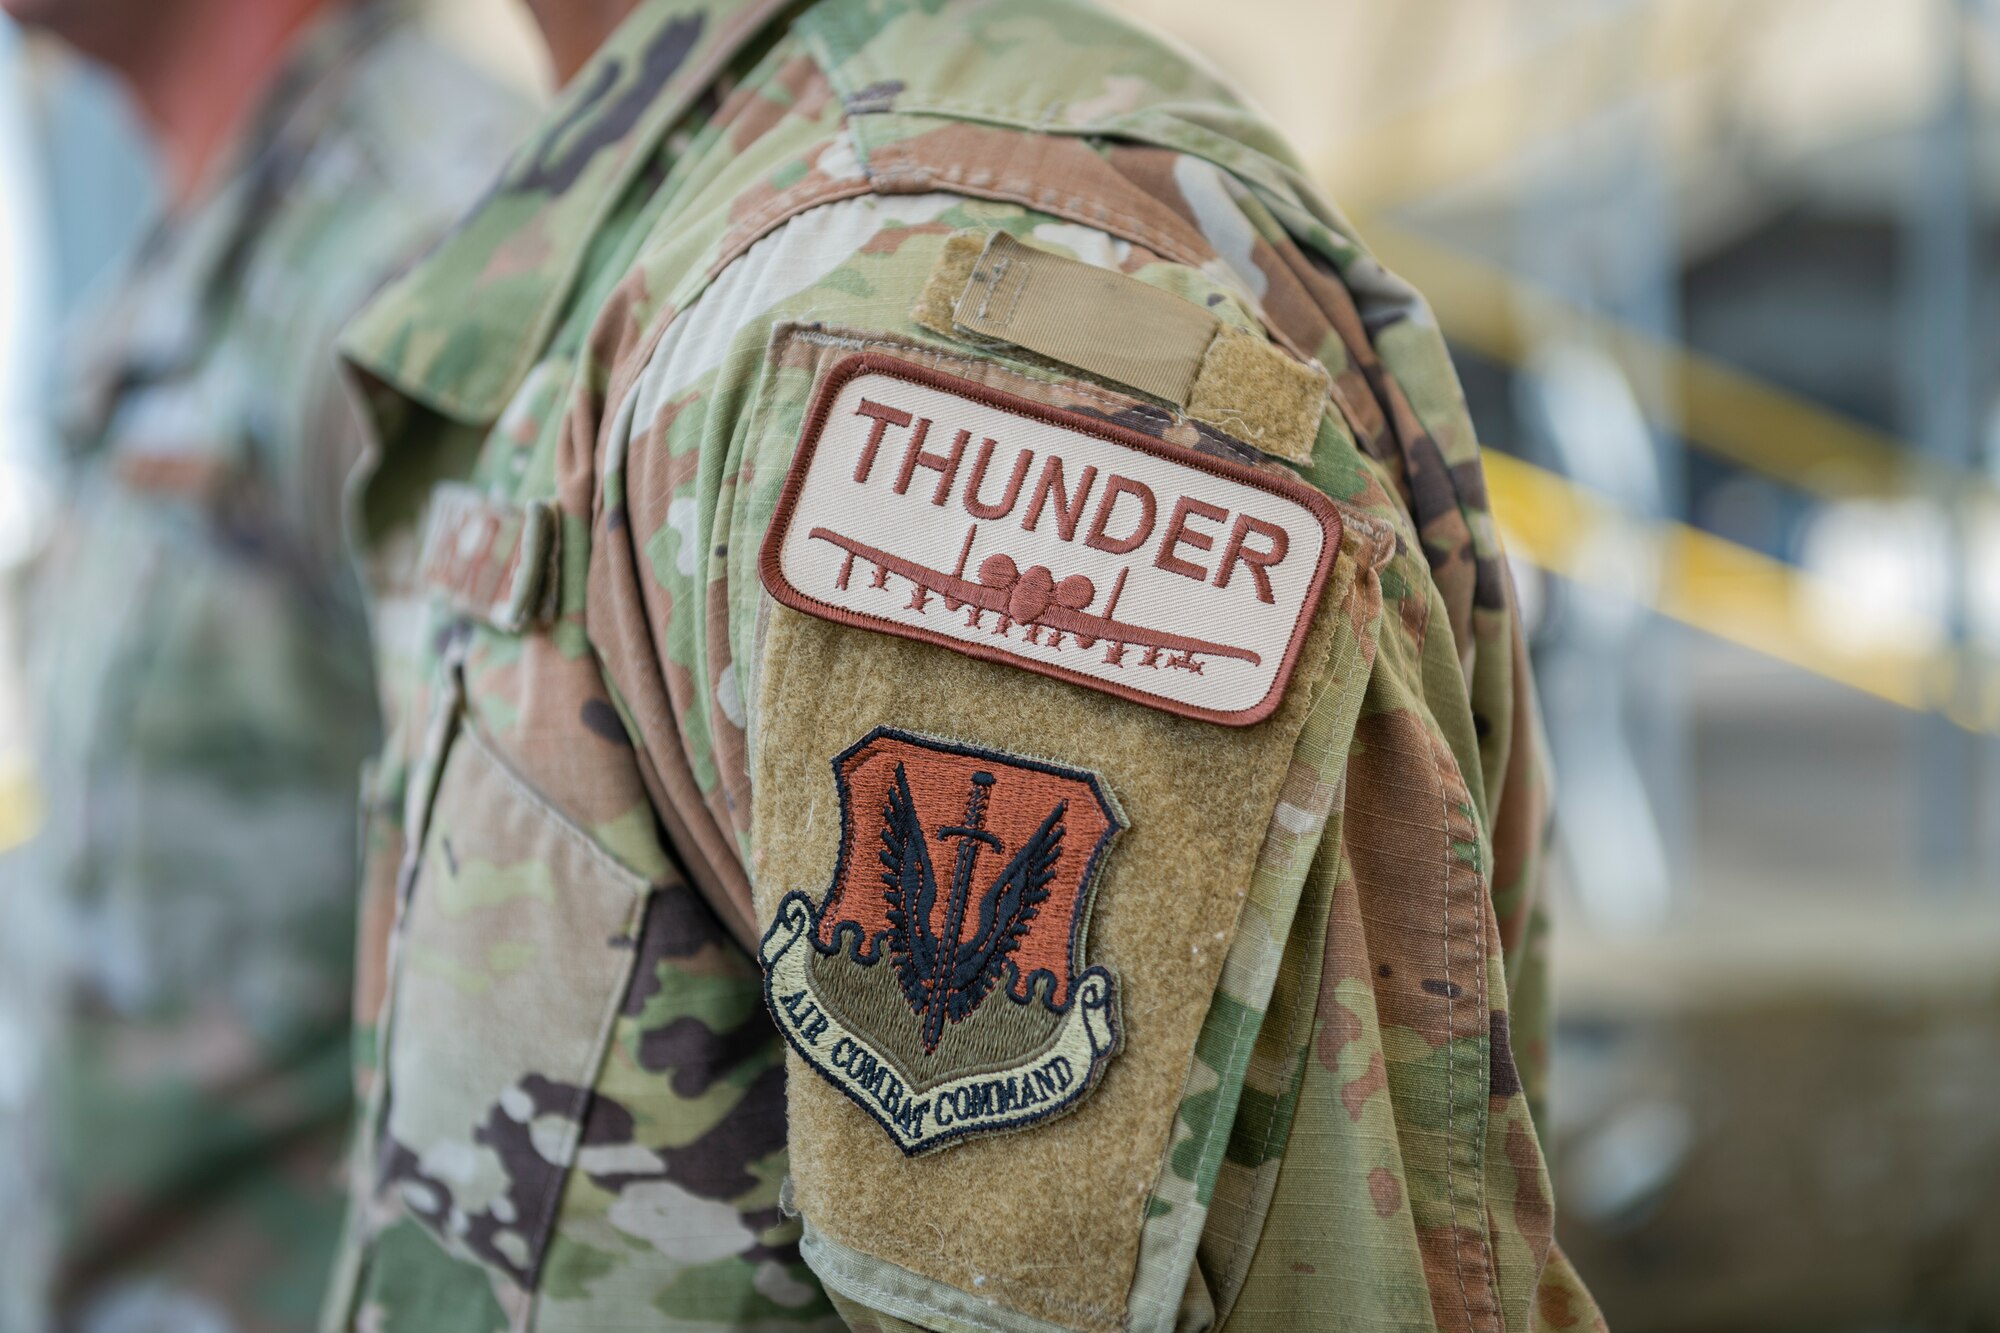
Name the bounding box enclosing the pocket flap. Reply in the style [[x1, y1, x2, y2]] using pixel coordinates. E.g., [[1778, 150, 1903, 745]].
[[376, 719, 649, 1288]]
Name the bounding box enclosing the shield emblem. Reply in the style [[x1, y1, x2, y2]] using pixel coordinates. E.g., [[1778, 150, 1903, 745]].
[[761, 727, 1125, 1155]]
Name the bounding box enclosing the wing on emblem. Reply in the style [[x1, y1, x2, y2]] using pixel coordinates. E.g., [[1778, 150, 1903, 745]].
[[880, 762, 941, 1009], [948, 801, 1067, 1017]]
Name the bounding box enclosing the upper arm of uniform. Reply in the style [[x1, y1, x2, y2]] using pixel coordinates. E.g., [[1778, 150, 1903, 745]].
[[606, 192, 1328, 767], [601, 194, 1388, 1333]]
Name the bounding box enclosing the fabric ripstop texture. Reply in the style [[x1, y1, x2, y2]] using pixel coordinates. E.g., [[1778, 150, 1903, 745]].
[[317, 0, 1606, 1327]]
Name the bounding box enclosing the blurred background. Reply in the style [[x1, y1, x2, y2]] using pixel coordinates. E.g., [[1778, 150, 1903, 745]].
[[1, 0, 1996, 1327]]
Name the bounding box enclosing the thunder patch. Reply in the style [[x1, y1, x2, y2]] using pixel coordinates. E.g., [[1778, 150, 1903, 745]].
[[760, 727, 1125, 1155], [759, 352, 1342, 725]]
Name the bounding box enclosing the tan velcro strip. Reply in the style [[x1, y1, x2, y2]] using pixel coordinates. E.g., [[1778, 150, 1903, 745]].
[[952, 231, 1215, 405], [911, 229, 989, 343], [918, 230, 1327, 466], [1186, 325, 1330, 466]]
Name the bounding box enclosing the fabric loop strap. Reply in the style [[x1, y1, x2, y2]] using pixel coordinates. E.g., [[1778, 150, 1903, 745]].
[[414, 483, 561, 632]]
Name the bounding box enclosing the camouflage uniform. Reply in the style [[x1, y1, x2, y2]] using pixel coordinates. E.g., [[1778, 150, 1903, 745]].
[[4, 6, 526, 1329], [325, 1, 1604, 1330]]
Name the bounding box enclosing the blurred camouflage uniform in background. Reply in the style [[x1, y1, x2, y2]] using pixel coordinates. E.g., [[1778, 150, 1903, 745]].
[[325, 0, 1603, 1329], [0, 4, 526, 1329]]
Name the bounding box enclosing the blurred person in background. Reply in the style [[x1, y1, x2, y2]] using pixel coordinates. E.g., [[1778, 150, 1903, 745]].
[[0, 15, 55, 1330], [0, 0, 528, 1326], [319, 0, 1600, 1329]]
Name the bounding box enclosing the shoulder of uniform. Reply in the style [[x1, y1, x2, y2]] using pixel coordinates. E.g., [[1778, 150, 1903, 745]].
[[328, 21, 536, 219], [798, 0, 1254, 139], [614, 195, 1322, 462]]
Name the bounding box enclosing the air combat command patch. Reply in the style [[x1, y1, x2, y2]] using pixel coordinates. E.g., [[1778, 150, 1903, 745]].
[[760, 727, 1125, 1155]]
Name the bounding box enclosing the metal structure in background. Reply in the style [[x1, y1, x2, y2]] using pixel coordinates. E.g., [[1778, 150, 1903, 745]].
[[1333, 0, 2000, 1322], [1976, 0, 2000, 877], [1508, 0, 1686, 928], [1352, 0, 2000, 900], [1906, 0, 1981, 888]]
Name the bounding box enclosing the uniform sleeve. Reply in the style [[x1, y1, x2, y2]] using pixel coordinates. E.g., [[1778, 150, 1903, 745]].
[[594, 190, 1598, 1333]]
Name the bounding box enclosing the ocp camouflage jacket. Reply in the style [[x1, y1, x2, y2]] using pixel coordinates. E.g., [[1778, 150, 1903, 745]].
[[324, 3, 1604, 1331]]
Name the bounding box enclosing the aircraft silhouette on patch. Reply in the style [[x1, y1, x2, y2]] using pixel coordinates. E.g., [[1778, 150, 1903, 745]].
[[810, 522, 1260, 674]]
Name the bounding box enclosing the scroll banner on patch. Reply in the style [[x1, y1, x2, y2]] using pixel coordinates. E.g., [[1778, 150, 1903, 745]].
[[763, 892, 1118, 1155], [759, 353, 1341, 725]]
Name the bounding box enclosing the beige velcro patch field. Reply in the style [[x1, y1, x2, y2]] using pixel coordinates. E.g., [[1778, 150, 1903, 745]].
[[758, 352, 1341, 726], [750, 328, 1368, 1333]]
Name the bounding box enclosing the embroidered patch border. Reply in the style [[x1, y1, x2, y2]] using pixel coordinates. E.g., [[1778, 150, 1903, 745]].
[[758, 352, 1343, 726], [761, 726, 1126, 1156]]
